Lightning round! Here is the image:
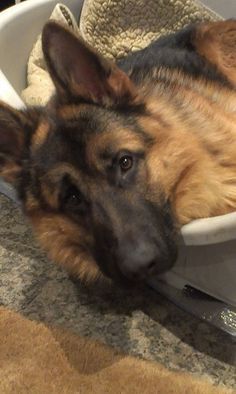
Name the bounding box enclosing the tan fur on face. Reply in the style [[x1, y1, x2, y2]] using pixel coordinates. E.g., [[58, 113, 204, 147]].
[[32, 121, 50, 148], [28, 209, 101, 282], [39, 164, 76, 209], [57, 104, 84, 120], [86, 128, 146, 172], [0, 160, 21, 184]]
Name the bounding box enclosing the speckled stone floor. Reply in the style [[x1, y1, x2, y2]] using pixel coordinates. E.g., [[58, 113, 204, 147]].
[[0, 194, 235, 390]]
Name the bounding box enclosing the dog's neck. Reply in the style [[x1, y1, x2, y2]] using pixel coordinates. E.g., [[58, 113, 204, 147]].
[[139, 69, 236, 224]]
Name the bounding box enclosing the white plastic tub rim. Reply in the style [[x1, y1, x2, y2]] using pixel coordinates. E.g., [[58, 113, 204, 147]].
[[0, 0, 236, 248]]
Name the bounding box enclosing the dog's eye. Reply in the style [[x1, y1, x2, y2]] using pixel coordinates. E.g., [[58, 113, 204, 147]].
[[119, 155, 133, 172], [64, 185, 83, 207]]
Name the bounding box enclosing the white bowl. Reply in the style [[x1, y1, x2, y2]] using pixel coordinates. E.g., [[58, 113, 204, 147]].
[[0, 0, 235, 308]]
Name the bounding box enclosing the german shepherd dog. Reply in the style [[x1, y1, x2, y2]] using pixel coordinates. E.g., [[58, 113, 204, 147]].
[[0, 20, 236, 284]]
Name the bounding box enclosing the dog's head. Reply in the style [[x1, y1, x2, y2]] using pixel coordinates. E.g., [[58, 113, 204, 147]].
[[0, 23, 181, 283]]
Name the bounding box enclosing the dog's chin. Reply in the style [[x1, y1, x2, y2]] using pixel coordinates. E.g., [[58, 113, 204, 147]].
[[102, 260, 175, 289], [97, 263, 134, 288]]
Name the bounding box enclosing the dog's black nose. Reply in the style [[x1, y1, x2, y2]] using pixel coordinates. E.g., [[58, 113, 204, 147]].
[[118, 242, 172, 280]]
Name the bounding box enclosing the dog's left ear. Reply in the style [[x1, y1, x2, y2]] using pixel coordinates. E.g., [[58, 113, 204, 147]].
[[194, 20, 236, 86], [42, 21, 139, 106]]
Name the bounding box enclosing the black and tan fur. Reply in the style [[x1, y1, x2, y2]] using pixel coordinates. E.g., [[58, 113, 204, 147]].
[[0, 20, 236, 283]]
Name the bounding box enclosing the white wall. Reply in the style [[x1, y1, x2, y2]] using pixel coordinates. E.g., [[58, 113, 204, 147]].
[[202, 0, 236, 18]]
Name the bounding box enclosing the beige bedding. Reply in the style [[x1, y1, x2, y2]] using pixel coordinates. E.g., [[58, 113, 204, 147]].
[[21, 0, 221, 106]]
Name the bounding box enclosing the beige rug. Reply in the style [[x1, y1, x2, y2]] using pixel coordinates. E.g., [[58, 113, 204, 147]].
[[0, 306, 233, 394]]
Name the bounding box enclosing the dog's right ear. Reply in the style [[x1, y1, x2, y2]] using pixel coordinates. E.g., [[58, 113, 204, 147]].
[[0, 102, 39, 185], [42, 21, 139, 107]]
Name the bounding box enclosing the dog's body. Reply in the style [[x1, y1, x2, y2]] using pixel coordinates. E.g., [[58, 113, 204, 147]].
[[119, 23, 236, 225], [0, 20, 236, 283]]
